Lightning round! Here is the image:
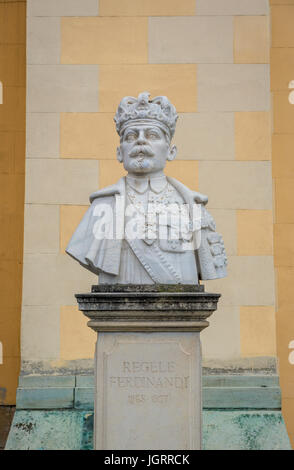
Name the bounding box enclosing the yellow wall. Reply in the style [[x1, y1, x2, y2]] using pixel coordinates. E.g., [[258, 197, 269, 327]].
[[0, 0, 26, 404], [271, 0, 294, 448]]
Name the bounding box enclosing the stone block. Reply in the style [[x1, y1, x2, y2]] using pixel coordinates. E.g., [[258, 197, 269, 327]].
[[272, 135, 294, 178], [60, 205, 88, 253], [197, 64, 270, 112], [237, 210, 273, 256], [203, 387, 280, 409], [22, 254, 97, 307], [203, 375, 279, 388], [75, 388, 94, 410], [99, 160, 126, 188], [198, 161, 272, 209], [235, 112, 271, 160], [21, 306, 60, 361], [240, 306, 277, 357], [16, 388, 74, 410], [60, 113, 118, 160], [175, 112, 234, 160], [23, 204, 59, 254], [99, 0, 195, 16], [165, 160, 198, 191], [234, 16, 269, 64], [202, 306, 240, 359], [95, 332, 201, 449], [25, 158, 99, 205], [18, 375, 75, 388], [149, 16, 233, 64], [26, 113, 60, 158], [196, 0, 269, 15], [27, 65, 99, 112], [208, 209, 237, 256], [99, 65, 197, 112], [203, 256, 275, 307], [76, 376, 94, 388], [60, 306, 96, 361], [61, 17, 147, 65], [27, 0, 99, 17], [27, 17, 60, 65]]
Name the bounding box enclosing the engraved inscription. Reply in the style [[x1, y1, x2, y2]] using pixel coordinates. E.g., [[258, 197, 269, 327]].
[[109, 360, 190, 404], [99, 333, 200, 450]]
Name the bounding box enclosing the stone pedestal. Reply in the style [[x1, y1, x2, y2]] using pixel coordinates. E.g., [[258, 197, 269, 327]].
[[76, 285, 220, 450]]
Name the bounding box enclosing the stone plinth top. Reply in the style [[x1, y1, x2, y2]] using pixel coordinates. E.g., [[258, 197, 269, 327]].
[[75, 284, 221, 333], [91, 283, 205, 293]]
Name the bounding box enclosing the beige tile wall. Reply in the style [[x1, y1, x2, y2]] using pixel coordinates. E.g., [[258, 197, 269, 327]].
[[23, 0, 275, 372]]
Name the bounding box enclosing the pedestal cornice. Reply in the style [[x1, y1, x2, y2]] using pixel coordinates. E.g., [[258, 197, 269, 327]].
[[75, 284, 221, 333]]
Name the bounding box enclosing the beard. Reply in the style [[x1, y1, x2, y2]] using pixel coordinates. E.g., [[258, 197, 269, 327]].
[[128, 157, 154, 172], [128, 145, 155, 172]]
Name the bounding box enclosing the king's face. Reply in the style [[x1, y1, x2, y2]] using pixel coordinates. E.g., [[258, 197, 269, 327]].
[[117, 123, 175, 177]]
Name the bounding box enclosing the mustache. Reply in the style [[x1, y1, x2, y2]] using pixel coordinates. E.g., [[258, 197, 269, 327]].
[[129, 145, 155, 158]]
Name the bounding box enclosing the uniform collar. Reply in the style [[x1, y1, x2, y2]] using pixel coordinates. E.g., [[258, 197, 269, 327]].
[[126, 175, 167, 194]]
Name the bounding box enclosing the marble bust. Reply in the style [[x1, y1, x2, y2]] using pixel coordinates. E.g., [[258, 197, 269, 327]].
[[66, 92, 227, 284]]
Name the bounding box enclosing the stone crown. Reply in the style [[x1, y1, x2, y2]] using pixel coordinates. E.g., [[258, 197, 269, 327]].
[[114, 92, 178, 139]]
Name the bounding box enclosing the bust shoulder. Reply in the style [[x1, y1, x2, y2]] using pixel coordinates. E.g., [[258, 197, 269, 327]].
[[166, 176, 208, 206], [89, 177, 126, 203]]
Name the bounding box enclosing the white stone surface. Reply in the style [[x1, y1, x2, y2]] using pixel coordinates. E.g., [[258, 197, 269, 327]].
[[27, 17, 60, 65], [26, 113, 60, 158], [197, 64, 270, 112], [25, 158, 99, 205], [175, 112, 235, 160], [202, 306, 240, 359], [24, 204, 59, 254], [27, 65, 99, 112], [149, 16, 233, 64], [95, 332, 201, 450], [22, 254, 96, 306], [27, 0, 99, 17], [198, 161, 272, 209], [21, 306, 60, 360], [196, 0, 269, 15], [203, 256, 276, 307]]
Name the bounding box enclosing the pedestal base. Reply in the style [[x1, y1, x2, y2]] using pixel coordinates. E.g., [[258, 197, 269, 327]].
[[95, 332, 201, 450], [77, 284, 219, 450]]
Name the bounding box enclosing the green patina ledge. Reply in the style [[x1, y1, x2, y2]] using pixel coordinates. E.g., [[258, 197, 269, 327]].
[[5, 374, 292, 450]]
